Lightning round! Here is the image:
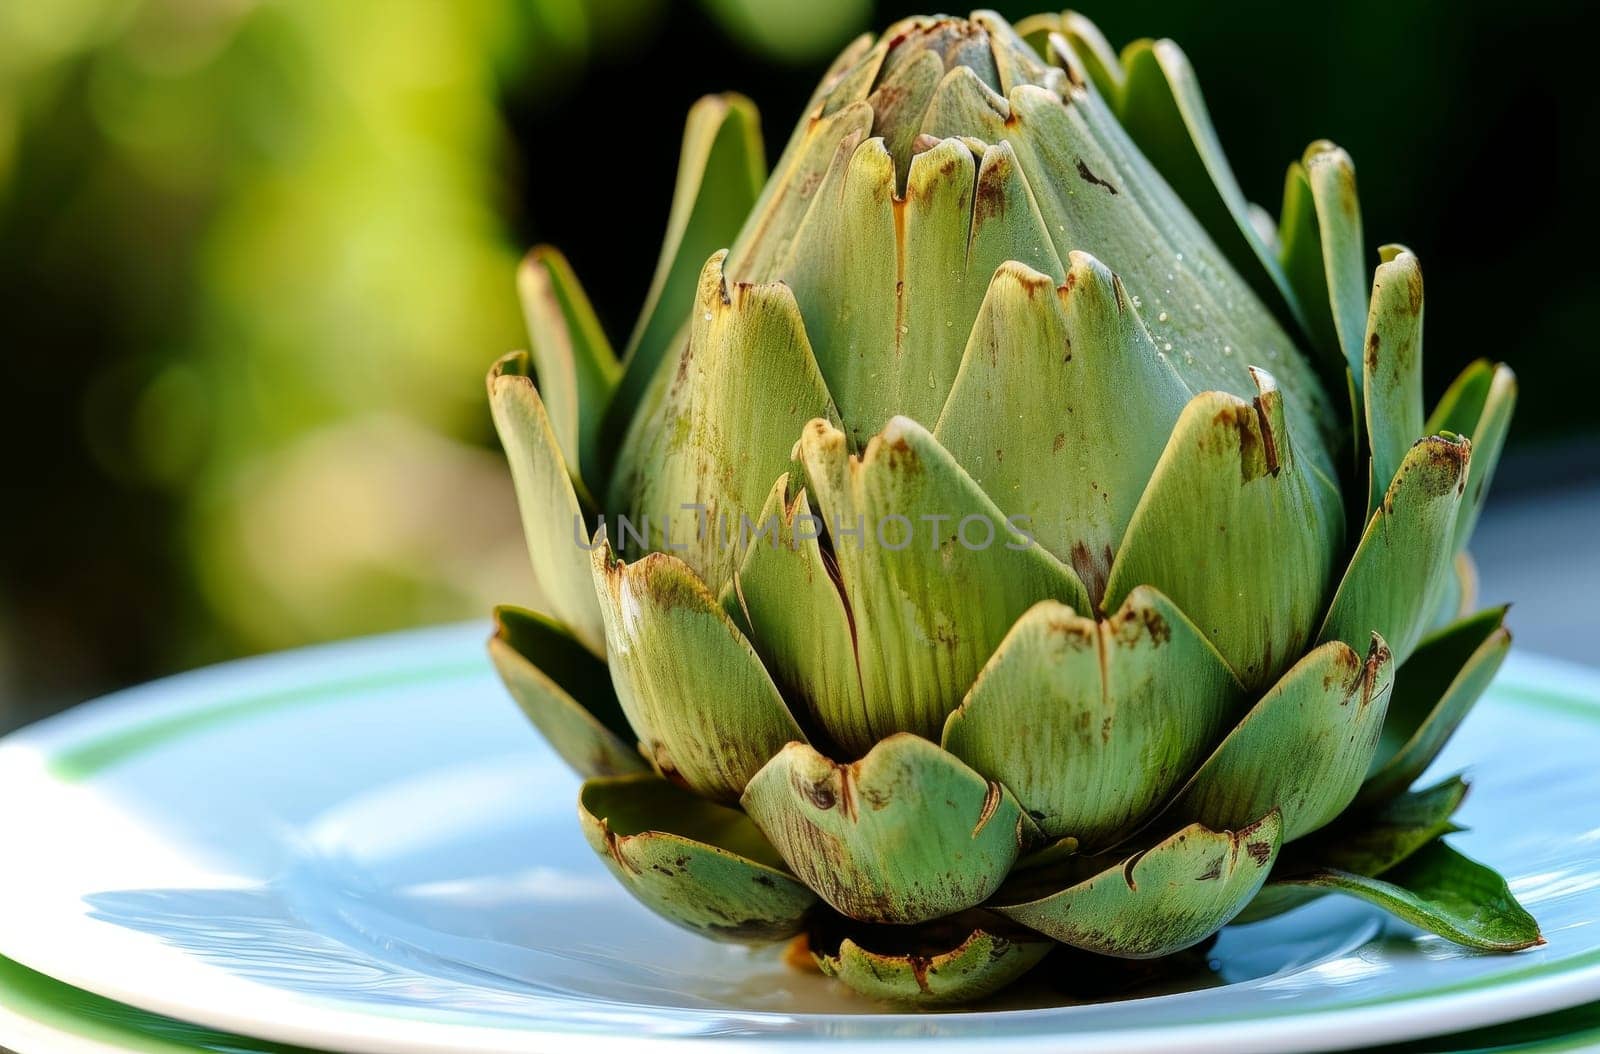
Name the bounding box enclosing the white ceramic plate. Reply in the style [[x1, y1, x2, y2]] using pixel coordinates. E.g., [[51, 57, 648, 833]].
[[1, 624, 1598, 1054]]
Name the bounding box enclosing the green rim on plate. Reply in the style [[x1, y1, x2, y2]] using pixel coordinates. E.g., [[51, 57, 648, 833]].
[[0, 953, 322, 1054]]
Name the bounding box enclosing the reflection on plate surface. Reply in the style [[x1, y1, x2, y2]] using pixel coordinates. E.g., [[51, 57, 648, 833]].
[[0, 624, 1598, 1053]]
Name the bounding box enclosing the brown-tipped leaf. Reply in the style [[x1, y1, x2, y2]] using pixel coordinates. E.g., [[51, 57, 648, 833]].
[[997, 812, 1283, 958], [943, 588, 1240, 848], [742, 735, 1029, 925], [590, 540, 805, 803], [580, 774, 814, 943], [1167, 634, 1394, 842]]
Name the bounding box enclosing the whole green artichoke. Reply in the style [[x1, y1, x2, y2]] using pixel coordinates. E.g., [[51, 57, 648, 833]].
[[486, 10, 1539, 1005]]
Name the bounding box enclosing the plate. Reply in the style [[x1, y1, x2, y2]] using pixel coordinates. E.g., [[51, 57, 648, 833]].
[[0, 624, 1598, 1053], [0, 953, 315, 1054], [4, 953, 1600, 1054]]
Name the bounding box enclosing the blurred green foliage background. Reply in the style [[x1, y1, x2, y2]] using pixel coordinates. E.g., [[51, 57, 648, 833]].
[[1, 0, 1592, 728]]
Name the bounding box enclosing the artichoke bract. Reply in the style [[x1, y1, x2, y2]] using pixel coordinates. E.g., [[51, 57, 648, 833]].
[[486, 10, 1538, 1005]]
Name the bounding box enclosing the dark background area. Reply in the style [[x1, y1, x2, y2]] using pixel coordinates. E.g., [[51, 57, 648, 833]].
[[4, 0, 1596, 728]]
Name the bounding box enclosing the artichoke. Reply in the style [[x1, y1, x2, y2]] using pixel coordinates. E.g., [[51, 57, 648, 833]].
[[486, 10, 1540, 1005]]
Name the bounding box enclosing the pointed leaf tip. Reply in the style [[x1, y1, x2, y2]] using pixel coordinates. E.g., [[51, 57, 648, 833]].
[[1279, 141, 1365, 391], [488, 352, 606, 654], [1168, 634, 1393, 842], [1280, 841, 1541, 951], [1238, 775, 1471, 923], [1320, 434, 1471, 666], [733, 474, 870, 755], [1103, 370, 1341, 688], [1362, 249, 1426, 516], [515, 246, 619, 490], [1427, 359, 1516, 553]]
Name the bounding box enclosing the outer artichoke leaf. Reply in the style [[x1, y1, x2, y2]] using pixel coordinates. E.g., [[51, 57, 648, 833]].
[[816, 32, 888, 117], [741, 735, 1028, 925], [1278, 142, 1367, 394], [1360, 607, 1510, 806], [726, 100, 875, 286], [1427, 360, 1517, 552], [606, 94, 767, 445], [609, 250, 840, 591], [516, 247, 620, 491], [1053, 13, 1126, 104], [1246, 201, 1281, 255], [810, 910, 1050, 1005], [1166, 634, 1394, 842], [1277, 161, 1333, 358], [1012, 13, 1062, 56], [1362, 249, 1427, 517], [590, 539, 806, 803], [579, 774, 815, 944], [1318, 435, 1471, 666], [943, 587, 1241, 848], [1102, 369, 1343, 688], [1277, 841, 1542, 951], [1237, 775, 1468, 923], [489, 606, 644, 779], [1296, 775, 1469, 876], [797, 416, 1091, 742], [1002, 81, 1336, 458], [487, 352, 605, 654], [1112, 38, 1299, 325], [732, 475, 870, 756], [933, 252, 1189, 603], [1304, 142, 1369, 394], [996, 811, 1283, 958]]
